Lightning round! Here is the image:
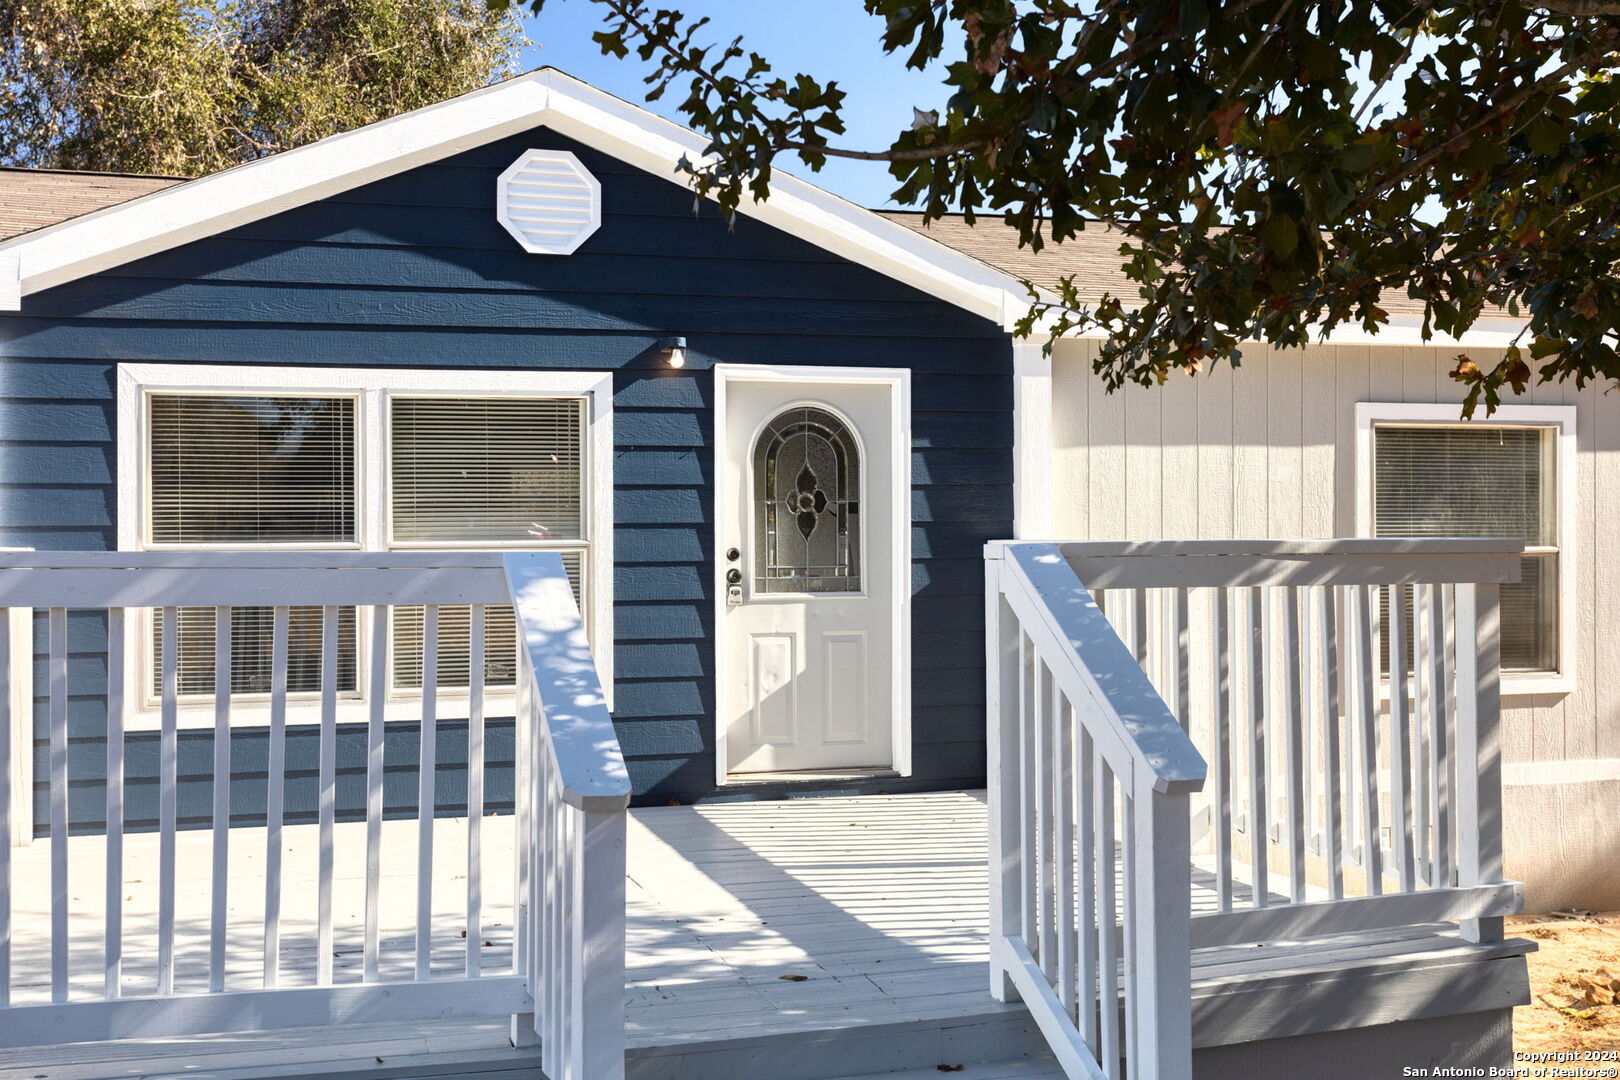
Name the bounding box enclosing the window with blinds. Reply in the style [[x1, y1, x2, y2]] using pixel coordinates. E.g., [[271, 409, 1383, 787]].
[[389, 397, 589, 691], [137, 387, 592, 705], [1373, 423, 1558, 672], [154, 606, 358, 696], [149, 395, 357, 545], [390, 397, 584, 543]]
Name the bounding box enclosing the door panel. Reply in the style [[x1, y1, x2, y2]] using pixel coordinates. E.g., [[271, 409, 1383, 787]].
[[721, 376, 896, 775]]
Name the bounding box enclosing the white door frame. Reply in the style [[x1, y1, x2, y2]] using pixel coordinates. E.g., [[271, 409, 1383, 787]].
[[712, 364, 912, 785]]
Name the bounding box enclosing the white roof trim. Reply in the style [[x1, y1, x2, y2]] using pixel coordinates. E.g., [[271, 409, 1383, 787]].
[[0, 68, 1032, 326]]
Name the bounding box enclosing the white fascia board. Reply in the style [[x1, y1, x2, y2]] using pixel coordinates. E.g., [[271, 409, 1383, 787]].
[[0, 75, 557, 307], [523, 71, 1028, 327], [0, 255, 17, 310], [0, 68, 1032, 327]]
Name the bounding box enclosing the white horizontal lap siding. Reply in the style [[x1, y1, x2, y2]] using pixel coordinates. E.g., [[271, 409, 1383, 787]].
[[1048, 338, 1616, 907]]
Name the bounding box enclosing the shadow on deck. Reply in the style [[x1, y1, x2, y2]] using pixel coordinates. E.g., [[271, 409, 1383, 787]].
[[0, 790, 1532, 1080]]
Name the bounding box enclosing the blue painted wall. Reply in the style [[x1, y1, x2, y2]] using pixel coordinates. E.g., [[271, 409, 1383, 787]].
[[0, 125, 1014, 831]]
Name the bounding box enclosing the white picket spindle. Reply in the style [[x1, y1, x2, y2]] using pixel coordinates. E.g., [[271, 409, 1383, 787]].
[[987, 542, 1203, 1080], [49, 608, 67, 1004], [0, 610, 13, 1007], [0, 551, 627, 1071], [317, 605, 338, 987], [1041, 539, 1521, 958], [104, 609, 125, 999], [417, 605, 439, 981], [264, 606, 289, 987], [210, 607, 231, 993]]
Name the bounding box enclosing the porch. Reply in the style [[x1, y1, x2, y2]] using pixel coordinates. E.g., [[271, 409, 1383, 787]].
[[0, 540, 1533, 1079], [0, 791, 1529, 1080]]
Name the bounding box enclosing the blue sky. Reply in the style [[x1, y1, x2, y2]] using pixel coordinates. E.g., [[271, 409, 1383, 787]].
[[516, 2, 948, 209]]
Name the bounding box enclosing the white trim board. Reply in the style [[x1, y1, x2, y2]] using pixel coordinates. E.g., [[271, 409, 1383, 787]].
[[0, 69, 1032, 328], [711, 364, 913, 785], [115, 362, 614, 729], [1353, 400, 1577, 698]]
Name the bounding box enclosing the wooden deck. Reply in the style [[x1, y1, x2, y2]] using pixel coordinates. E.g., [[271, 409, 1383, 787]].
[[0, 789, 1528, 1080]]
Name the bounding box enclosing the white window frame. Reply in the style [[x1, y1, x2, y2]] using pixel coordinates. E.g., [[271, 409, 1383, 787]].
[[116, 362, 615, 730], [1354, 401, 1576, 697]]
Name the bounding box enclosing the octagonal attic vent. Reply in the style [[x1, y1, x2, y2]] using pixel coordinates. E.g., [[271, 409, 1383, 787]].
[[496, 150, 601, 255]]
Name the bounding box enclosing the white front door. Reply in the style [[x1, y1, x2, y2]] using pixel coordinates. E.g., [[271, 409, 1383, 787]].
[[718, 371, 900, 776]]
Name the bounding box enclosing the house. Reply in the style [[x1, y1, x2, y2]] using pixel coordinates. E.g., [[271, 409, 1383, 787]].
[[0, 68, 1544, 1079]]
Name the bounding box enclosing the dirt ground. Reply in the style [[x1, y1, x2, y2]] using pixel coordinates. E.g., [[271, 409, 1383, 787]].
[[1509, 911, 1620, 1054]]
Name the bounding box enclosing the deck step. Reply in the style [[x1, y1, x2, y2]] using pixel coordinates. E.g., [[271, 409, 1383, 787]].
[[819, 1059, 1064, 1080], [626, 1008, 1049, 1080]]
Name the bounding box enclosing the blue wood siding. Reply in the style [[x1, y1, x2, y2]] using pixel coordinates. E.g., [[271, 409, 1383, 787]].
[[0, 126, 1013, 829]]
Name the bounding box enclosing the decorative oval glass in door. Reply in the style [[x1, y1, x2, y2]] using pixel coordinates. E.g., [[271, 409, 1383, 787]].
[[753, 406, 861, 593]]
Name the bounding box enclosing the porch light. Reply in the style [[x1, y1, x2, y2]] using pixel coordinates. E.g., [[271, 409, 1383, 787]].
[[659, 336, 688, 368]]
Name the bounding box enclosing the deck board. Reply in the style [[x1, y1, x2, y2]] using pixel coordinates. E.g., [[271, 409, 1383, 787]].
[[0, 789, 1519, 1079]]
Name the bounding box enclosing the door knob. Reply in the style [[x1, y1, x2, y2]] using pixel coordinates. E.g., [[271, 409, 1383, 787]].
[[726, 568, 742, 585]]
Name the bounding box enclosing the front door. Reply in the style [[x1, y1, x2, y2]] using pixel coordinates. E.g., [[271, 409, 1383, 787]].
[[719, 372, 898, 776]]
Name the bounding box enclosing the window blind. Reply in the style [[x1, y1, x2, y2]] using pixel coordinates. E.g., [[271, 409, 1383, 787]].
[[391, 397, 584, 543], [149, 395, 357, 544], [153, 605, 358, 697], [392, 551, 583, 690], [1374, 424, 1557, 672]]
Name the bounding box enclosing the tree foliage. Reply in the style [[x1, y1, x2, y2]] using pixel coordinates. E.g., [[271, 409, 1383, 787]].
[[500, 0, 1620, 414], [0, 0, 523, 178]]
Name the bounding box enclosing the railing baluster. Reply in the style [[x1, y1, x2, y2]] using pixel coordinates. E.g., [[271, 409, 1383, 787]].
[[1211, 588, 1233, 912], [1456, 583, 1504, 943], [264, 607, 289, 987], [364, 604, 386, 983], [1035, 658, 1056, 976], [1317, 588, 1344, 899], [1245, 588, 1267, 908], [467, 604, 486, 979], [1413, 585, 1432, 885], [0, 608, 13, 1006], [49, 607, 68, 1003], [1095, 757, 1119, 1080], [1076, 725, 1098, 1052], [210, 606, 231, 993], [1430, 584, 1452, 889], [1019, 632, 1036, 946], [1055, 695, 1076, 1018], [105, 608, 125, 999], [1388, 587, 1416, 893], [1121, 791, 1138, 1071], [1280, 587, 1306, 904], [1173, 588, 1190, 733], [1352, 585, 1383, 896], [316, 605, 338, 986], [417, 605, 439, 981], [158, 606, 178, 995]]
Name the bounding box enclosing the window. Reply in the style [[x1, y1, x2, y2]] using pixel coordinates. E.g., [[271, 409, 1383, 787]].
[[118, 364, 614, 728], [752, 406, 861, 593], [1357, 402, 1575, 692]]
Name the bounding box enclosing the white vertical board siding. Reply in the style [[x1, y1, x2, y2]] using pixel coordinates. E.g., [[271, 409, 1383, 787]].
[[1049, 338, 1620, 909]]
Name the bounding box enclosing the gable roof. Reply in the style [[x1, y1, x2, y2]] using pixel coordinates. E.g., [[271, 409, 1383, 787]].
[[0, 68, 1031, 325], [0, 168, 185, 242]]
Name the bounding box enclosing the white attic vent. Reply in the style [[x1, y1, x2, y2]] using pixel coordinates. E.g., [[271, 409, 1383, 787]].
[[496, 150, 601, 255]]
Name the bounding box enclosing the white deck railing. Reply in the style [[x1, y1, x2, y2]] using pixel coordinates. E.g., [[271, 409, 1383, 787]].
[[0, 551, 629, 1078], [986, 538, 1522, 1080], [986, 542, 1206, 1080], [1062, 538, 1521, 952]]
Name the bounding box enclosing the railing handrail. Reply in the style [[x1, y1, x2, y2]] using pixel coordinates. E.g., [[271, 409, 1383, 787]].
[[1058, 537, 1525, 590], [0, 549, 631, 811], [988, 541, 1207, 796], [504, 552, 631, 810]]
